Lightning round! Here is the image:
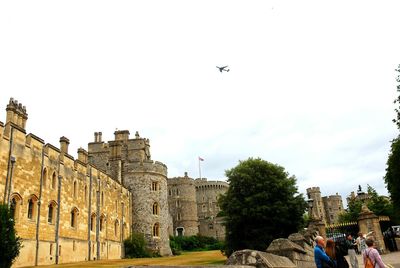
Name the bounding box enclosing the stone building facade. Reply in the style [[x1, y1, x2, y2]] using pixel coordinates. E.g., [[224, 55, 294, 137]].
[[167, 173, 229, 240], [167, 172, 199, 237], [306, 187, 344, 225], [0, 98, 131, 267], [87, 129, 172, 256]]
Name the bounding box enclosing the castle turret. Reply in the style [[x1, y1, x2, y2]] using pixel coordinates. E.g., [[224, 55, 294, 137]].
[[306, 187, 327, 224], [168, 172, 199, 236], [88, 130, 172, 256]]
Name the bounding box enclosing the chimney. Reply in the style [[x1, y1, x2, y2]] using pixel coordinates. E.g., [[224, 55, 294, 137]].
[[94, 132, 99, 142], [77, 148, 88, 164], [184, 172, 188, 177], [60, 136, 70, 154], [98, 132, 102, 142]]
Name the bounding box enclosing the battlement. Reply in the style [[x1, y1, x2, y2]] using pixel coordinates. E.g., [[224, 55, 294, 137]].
[[306, 187, 321, 193], [6, 98, 28, 130], [194, 179, 229, 189], [125, 160, 168, 177]]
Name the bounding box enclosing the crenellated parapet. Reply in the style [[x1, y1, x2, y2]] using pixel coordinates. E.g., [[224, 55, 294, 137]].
[[0, 98, 131, 267]]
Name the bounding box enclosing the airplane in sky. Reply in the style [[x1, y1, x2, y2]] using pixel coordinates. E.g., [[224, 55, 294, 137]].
[[216, 66, 230, 72]]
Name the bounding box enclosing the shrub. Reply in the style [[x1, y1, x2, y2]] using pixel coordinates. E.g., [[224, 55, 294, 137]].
[[170, 235, 224, 253], [124, 232, 152, 258], [0, 203, 22, 268]]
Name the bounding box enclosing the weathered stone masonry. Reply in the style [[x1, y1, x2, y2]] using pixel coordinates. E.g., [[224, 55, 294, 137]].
[[0, 98, 131, 267]]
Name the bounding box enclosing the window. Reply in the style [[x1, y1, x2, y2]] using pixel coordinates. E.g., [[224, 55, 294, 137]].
[[100, 215, 105, 232], [90, 213, 96, 232], [71, 207, 78, 228], [152, 181, 159, 191], [10, 193, 22, 220], [51, 172, 57, 189], [84, 185, 87, 204], [176, 199, 180, 207], [153, 202, 159, 215], [168, 189, 172, 196], [114, 220, 119, 237], [73, 181, 78, 198], [152, 223, 160, 237], [50, 243, 53, 256], [48, 202, 56, 224], [101, 192, 104, 206], [27, 195, 38, 220], [43, 168, 47, 188], [177, 213, 181, 221], [73, 240, 76, 251]]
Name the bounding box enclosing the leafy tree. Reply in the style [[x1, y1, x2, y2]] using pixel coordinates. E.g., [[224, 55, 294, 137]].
[[0, 203, 22, 268], [123, 232, 152, 258], [219, 158, 307, 256], [385, 64, 400, 220], [338, 185, 395, 223]]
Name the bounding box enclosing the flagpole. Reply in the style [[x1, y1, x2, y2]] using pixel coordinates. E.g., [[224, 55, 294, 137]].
[[198, 158, 202, 179]]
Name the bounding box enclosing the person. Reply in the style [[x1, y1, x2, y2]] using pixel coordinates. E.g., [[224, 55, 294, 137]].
[[325, 239, 349, 268], [363, 238, 385, 268], [314, 236, 335, 268], [346, 234, 358, 268], [356, 232, 367, 255]]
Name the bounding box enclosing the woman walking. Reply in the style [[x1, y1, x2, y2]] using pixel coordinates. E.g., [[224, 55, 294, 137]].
[[325, 239, 349, 268]]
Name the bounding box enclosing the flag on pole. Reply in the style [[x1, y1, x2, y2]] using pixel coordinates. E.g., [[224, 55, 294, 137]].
[[198, 156, 204, 161]]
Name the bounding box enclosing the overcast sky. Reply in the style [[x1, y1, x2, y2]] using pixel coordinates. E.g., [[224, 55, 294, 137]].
[[1, 0, 399, 205]]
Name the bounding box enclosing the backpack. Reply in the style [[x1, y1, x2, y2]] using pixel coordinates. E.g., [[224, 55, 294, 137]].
[[364, 250, 375, 268]]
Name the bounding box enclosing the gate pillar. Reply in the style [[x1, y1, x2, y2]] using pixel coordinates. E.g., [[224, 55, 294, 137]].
[[357, 204, 386, 253]]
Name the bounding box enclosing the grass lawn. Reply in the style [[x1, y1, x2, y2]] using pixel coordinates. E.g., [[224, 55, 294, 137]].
[[24, 250, 227, 268]]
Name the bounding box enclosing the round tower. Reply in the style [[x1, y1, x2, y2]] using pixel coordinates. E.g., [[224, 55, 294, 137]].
[[88, 130, 172, 256], [195, 178, 229, 240], [167, 172, 199, 236]]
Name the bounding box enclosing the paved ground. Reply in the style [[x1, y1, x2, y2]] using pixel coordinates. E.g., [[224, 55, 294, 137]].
[[346, 251, 400, 268]]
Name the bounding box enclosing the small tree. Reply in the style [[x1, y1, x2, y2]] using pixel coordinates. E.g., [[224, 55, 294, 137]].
[[0, 203, 22, 268], [219, 158, 307, 256], [123, 232, 152, 258]]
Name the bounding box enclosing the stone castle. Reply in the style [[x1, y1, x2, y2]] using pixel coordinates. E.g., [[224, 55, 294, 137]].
[[0, 98, 229, 267], [168, 172, 228, 240], [306, 187, 344, 225]]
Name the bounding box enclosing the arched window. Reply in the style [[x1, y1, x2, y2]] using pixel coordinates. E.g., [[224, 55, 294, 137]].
[[152, 223, 160, 237], [71, 207, 79, 228], [51, 172, 57, 189], [43, 168, 48, 188], [153, 202, 159, 215], [100, 215, 105, 232], [90, 213, 96, 232], [10, 193, 22, 220], [27, 195, 38, 220], [48, 201, 57, 224], [114, 220, 119, 237], [73, 181, 78, 198]]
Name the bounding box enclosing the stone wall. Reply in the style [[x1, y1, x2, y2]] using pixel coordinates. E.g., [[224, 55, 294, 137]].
[[195, 178, 228, 240], [168, 173, 199, 236], [88, 130, 172, 256], [0, 99, 131, 268], [226, 228, 319, 268]]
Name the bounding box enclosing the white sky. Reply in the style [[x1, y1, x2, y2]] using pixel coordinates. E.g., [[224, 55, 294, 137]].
[[1, 0, 399, 205]]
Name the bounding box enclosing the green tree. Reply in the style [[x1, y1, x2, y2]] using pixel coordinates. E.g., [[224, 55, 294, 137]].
[[0, 203, 22, 268], [219, 158, 307, 256], [385, 64, 400, 220], [338, 185, 395, 223], [123, 232, 152, 258]]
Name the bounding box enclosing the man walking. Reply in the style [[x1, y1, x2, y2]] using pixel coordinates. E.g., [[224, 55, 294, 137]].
[[346, 234, 358, 268]]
